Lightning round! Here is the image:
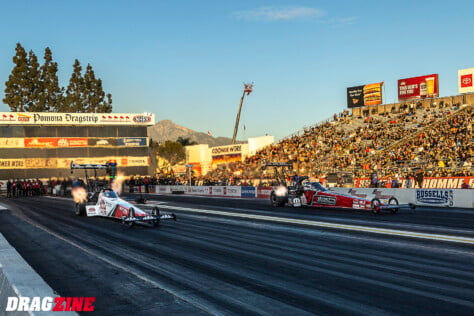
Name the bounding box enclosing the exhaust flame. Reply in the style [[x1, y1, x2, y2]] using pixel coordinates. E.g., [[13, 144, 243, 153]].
[[275, 185, 288, 197], [112, 172, 126, 195], [72, 187, 87, 203]]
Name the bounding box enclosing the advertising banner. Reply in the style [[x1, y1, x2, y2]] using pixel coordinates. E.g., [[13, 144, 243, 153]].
[[24, 138, 88, 148], [241, 186, 256, 198], [347, 82, 383, 108], [0, 156, 150, 169], [88, 138, 118, 147], [211, 144, 243, 164], [458, 68, 474, 94], [398, 74, 439, 101], [0, 138, 24, 148], [354, 177, 473, 189], [0, 112, 155, 126], [117, 137, 148, 147], [257, 186, 273, 199], [415, 189, 454, 207], [0, 137, 149, 148]]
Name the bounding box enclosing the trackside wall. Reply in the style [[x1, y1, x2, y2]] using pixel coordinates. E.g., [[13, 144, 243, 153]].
[[0, 232, 75, 315], [134, 185, 474, 208]]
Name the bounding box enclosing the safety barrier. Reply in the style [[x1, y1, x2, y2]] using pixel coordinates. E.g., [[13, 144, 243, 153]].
[[0, 232, 75, 315], [329, 188, 474, 209], [144, 185, 474, 208]]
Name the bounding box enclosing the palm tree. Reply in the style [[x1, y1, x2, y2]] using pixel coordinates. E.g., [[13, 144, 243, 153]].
[[176, 137, 197, 146]]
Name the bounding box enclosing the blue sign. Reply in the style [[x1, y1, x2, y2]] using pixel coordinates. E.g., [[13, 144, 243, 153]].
[[117, 137, 147, 147], [241, 186, 256, 198], [416, 189, 453, 206]]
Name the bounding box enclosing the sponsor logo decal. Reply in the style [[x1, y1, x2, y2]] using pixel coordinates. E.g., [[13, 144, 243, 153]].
[[461, 74, 473, 88], [0, 113, 15, 121], [17, 113, 31, 122], [416, 189, 453, 206], [133, 115, 152, 123], [316, 195, 337, 205], [5, 296, 95, 312]]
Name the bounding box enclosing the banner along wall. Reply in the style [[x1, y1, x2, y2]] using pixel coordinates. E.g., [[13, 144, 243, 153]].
[[0, 137, 149, 148], [0, 112, 155, 126]]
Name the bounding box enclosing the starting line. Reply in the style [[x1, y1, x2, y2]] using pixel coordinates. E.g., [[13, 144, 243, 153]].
[[162, 205, 474, 245]]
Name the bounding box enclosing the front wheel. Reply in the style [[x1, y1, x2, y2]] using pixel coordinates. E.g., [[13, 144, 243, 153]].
[[75, 203, 86, 216], [151, 207, 160, 227], [270, 192, 286, 207], [388, 197, 399, 214], [371, 198, 381, 214], [126, 207, 135, 228]]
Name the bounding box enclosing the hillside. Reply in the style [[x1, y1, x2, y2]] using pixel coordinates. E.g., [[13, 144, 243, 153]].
[[147, 120, 239, 146]]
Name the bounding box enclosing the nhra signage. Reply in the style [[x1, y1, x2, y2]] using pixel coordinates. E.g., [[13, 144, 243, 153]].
[[347, 82, 383, 108], [415, 189, 454, 207], [398, 74, 439, 101], [0, 112, 155, 126], [458, 68, 474, 94]]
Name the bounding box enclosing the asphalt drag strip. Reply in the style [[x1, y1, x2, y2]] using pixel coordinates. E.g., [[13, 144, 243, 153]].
[[0, 196, 473, 315]]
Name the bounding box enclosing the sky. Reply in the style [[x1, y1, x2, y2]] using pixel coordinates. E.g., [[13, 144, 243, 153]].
[[0, 0, 473, 140]]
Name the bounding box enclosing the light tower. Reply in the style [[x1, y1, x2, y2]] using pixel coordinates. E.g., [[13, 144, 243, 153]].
[[231, 83, 253, 144]]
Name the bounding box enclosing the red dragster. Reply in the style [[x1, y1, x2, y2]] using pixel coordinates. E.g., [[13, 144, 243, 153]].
[[270, 178, 414, 214]]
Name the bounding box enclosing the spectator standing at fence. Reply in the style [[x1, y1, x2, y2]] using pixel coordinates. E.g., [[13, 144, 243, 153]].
[[6, 180, 12, 198], [416, 169, 424, 188], [370, 171, 379, 188]]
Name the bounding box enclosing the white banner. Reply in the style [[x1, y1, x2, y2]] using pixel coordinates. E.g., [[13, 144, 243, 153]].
[[458, 68, 474, 94], [0, 112, 155, 126]]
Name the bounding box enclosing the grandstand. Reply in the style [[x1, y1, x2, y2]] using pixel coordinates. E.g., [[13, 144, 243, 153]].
[[201, 100, 472, 187]]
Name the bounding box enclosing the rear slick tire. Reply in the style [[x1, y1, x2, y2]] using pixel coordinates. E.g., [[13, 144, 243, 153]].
[[388, 197, 399, 214]]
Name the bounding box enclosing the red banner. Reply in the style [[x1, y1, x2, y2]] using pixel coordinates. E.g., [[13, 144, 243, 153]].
[[355, 177, 472, 189], [257, 186, 273, 199], [24, 138, 88, 148], [398, 74, 439, 101]]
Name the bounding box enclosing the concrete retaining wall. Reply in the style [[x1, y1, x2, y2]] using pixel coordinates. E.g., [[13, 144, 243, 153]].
[[147, 185, 474, 208], [0, 232, 75, 315]]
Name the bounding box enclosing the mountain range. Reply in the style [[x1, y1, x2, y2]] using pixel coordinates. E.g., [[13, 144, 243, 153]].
[[147, 120, 239, 147]]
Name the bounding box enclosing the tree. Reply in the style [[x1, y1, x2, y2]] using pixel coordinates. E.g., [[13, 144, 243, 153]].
[[3, 43, 30, 111], [25, 50, 43, 111], [156, 141, 185, 167], [176, 137, 197, 146], [38, 47, 63, 112], [64, 59, 84, 112], [82, 64, 112, 112]]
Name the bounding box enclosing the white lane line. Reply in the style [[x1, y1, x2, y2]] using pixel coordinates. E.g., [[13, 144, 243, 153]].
[[162, 205, 474, 245], [0, 204, 8, 210]]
